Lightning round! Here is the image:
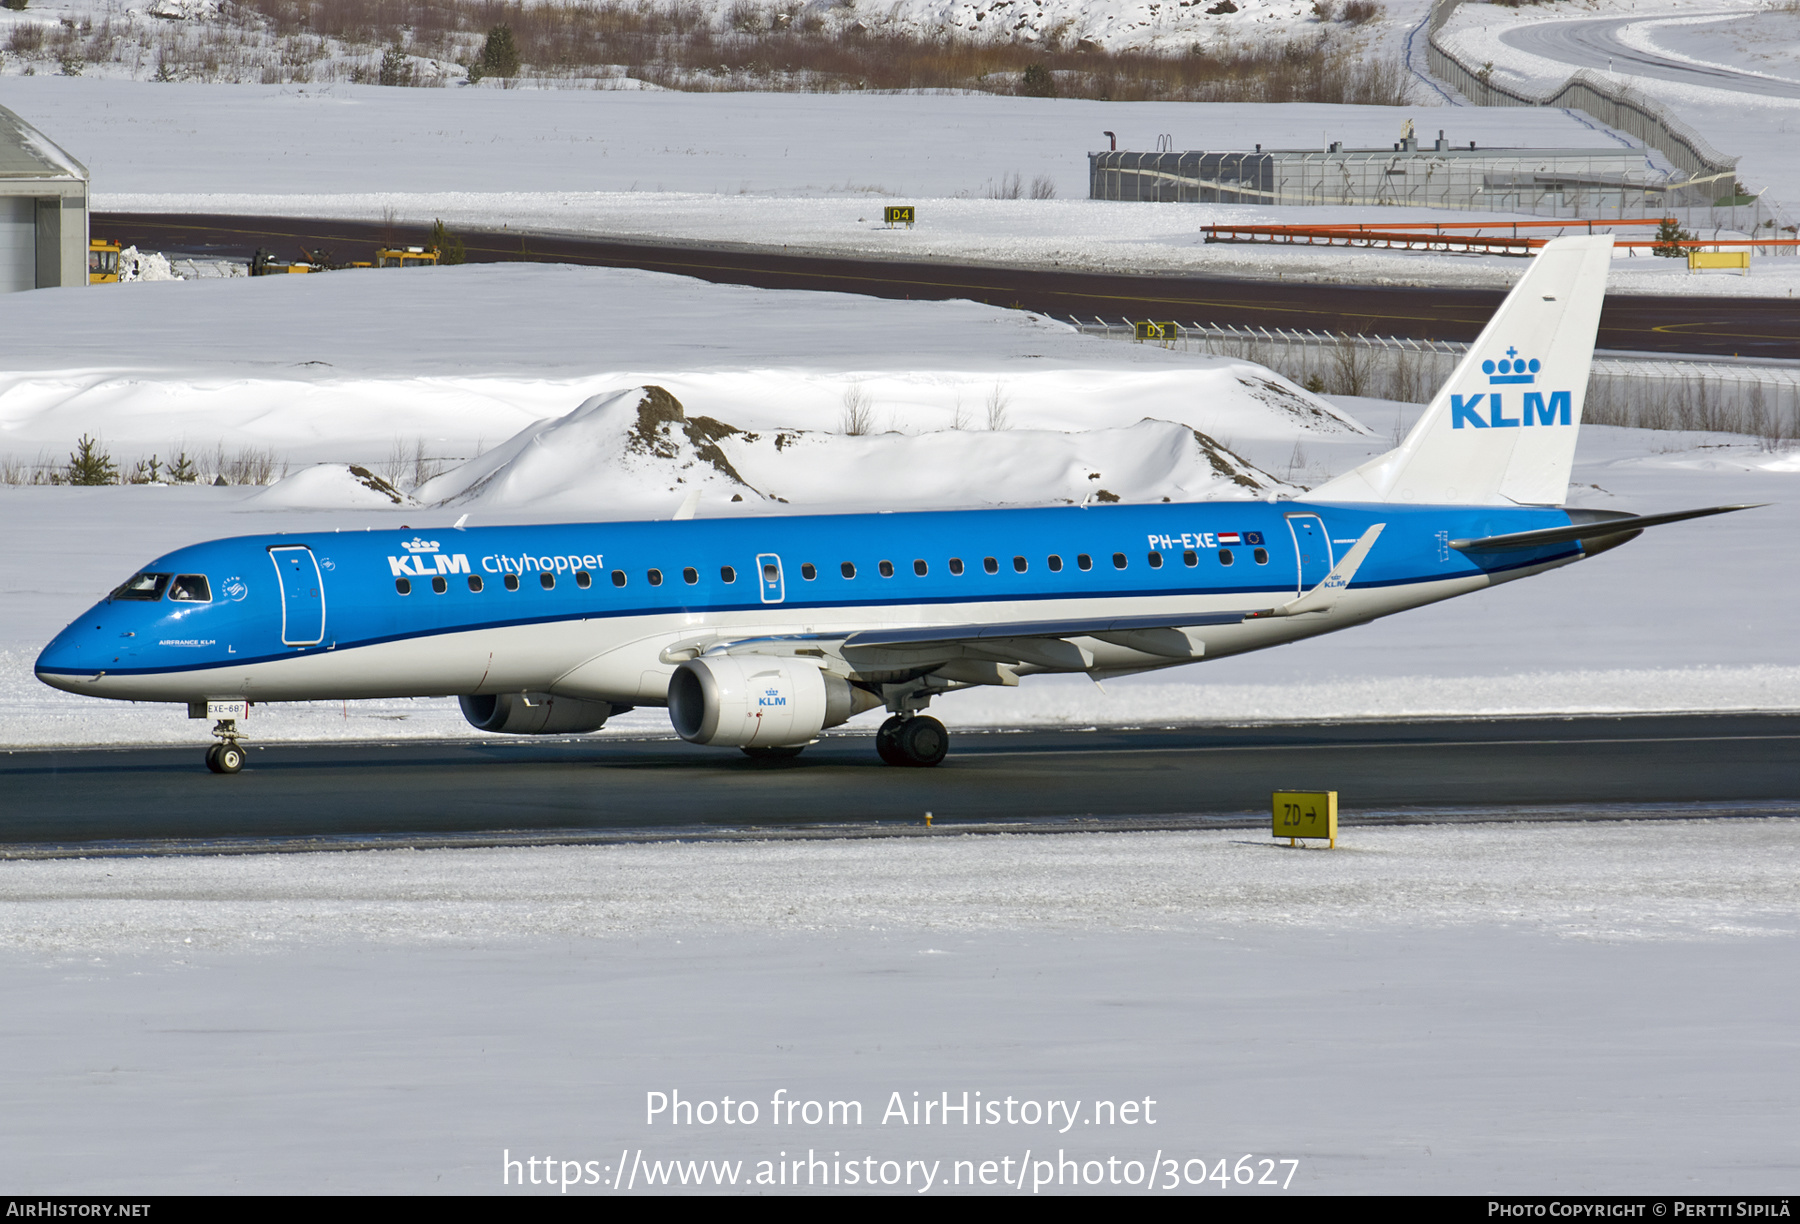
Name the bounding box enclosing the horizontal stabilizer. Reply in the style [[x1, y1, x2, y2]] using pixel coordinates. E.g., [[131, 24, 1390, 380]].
[[1449, 504, 1763, 552]]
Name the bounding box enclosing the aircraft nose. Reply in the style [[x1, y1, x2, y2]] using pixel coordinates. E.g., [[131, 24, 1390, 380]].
[[35, 618, 112, 691]]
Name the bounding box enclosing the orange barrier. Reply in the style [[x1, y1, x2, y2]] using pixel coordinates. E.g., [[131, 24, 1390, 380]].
[[1202, 221, 1800, 257]]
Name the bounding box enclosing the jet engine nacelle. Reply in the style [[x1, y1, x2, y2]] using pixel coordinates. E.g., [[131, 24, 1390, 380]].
[[668, 655, 876, 747], [459, 692, 617, 735]]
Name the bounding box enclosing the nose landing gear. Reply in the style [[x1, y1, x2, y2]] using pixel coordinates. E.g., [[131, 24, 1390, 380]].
[[204, 719, 246, 774], [876, 714, 948, 767]]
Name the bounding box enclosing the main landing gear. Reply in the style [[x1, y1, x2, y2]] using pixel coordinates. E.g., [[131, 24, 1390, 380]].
[[204, 719, 246, 774], [876, 714, 948, 768]]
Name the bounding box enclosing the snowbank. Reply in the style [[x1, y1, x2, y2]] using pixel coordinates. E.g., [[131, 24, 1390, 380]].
[[406, 384, 1285, 516], [0, 263, 1355, 475], [252, 463, 417, 509]]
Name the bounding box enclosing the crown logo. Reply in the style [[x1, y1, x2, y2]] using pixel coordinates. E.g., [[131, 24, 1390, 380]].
[[1483, 347, 1539, 385], [400, 537, 440, 553]]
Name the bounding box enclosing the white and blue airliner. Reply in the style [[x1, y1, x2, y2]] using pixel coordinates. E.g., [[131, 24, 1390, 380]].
[[35, 236, 1751, 772]]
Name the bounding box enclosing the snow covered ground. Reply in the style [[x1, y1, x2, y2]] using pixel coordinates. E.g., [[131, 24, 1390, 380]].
[[2, 262, 1796, 747], [5, 818, 1797, 1193], [9, 74, 1798, 293]]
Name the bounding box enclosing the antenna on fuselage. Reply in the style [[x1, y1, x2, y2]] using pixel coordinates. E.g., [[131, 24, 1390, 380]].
[[453, 513, 469, 529], [673, 489, 702, 521]]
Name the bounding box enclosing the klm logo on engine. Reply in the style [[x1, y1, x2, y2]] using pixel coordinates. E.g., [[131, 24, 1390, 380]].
[[757, 686, 787, 709], [1451, 347, 1571, 430]]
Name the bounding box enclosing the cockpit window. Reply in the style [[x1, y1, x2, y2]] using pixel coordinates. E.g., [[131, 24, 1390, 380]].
[[111, 572, 170, 601], [169, 574, 212, 603]]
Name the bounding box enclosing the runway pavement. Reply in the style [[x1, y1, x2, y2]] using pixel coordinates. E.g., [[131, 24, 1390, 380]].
[[4, 714, 1795, 853], [93, 212, 1800, 360]]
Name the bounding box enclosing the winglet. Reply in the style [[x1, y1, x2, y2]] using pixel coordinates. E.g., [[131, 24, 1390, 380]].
[[1271, 523, 1384, 617]]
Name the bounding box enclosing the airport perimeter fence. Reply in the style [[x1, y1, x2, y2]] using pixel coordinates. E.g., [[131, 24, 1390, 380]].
[[1071, 319, 1800, 448], [1422, 0, 1799, 238]]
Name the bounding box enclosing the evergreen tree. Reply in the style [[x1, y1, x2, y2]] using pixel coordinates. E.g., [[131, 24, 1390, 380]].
[[1020, 64, 1057, 98], [431, 219, 466, 266], [67, 435, 117, 486], [1652, 217, 1693, 258], [481, 25, 521, 79], [379, 45, 415, 87]]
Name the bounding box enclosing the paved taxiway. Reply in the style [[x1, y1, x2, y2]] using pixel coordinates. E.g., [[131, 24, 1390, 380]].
[[95, 212, 1800, 360], [4, 714, 1794, 852]]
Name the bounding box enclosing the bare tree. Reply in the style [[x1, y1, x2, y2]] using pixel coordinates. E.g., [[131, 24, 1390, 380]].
[[840, 383, 873, 435], [985, 382, 1011, 430]]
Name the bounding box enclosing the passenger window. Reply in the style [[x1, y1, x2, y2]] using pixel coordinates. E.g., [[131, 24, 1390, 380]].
[[576, 570, 591, 589], [1048, 555, 1063, 572], [720, 566, 736, 583], [840, 562, 855, 579], [169, 574, 211, 602], [432, 576, 448, 594], [763, 562, 778, 583], [395, 578, 411, 595], [611, 570, 626, 587], [1112, 553, 1128, 570], [504, 574, 520, 591], [1219, 549, 1235, 567], [468, 575, 484, 592], [878, 560, 894, 578], [648, 569, 664, 586], [1147, 551, 1162, 569], [983, 557, 999, 574], [684, 567, 699, 584], [913, 559, 928, 577], [540, 572, 555, 590], [1183, 551, 1198, 567], [948, 558, 964, 576], [1012, 556, 1028, 573], [1076, 554, 1092, 571], [800, 563, 816, 581], [110, 572, 169, 601], [1254, 547, 1270, 565]]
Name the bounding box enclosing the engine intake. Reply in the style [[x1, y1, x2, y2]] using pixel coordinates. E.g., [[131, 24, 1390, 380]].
[[668, 656, 877, 747], [459, 692, 617, 735]]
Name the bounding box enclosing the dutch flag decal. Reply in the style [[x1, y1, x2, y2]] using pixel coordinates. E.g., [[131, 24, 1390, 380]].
[[1218, 532, 1242, 546]]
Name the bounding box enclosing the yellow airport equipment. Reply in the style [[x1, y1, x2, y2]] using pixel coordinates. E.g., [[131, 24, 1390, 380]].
[[88, 239, 122, 284], [1134, 320, 1180, 343], [1273, 790, 1338, 848], [883, 206, 915, 229], [1688, 250, 1749, 274], [376, 246, 440, 268]]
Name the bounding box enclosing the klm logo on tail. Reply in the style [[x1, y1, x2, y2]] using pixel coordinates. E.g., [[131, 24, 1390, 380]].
[[1451, 347, 1571, 430]]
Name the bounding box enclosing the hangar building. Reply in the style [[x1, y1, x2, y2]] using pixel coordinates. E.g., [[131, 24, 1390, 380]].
[[1, 102, 89, 292], [1087, 128, 1691, 214]]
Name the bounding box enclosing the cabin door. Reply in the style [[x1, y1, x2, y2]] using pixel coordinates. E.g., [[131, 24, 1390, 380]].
[[269, 545, 326, 646], [1284, 514, 1334, 596]]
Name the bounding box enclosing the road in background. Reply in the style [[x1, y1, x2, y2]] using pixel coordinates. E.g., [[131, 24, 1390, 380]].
[[94, 212, 1800, 359], [1500, 12, 1800, 101], [4, 714, 1795, 850]]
